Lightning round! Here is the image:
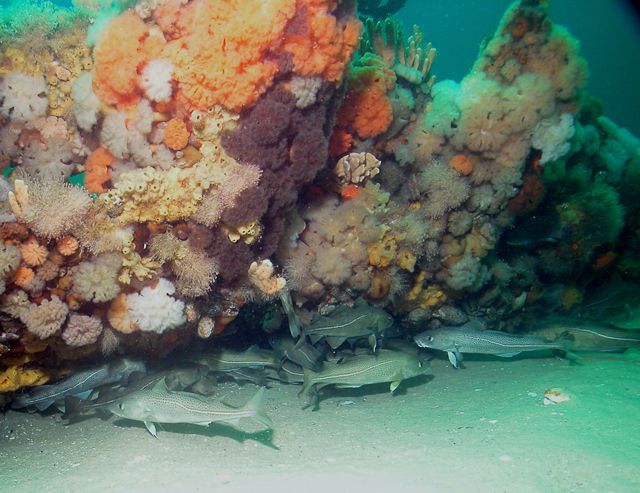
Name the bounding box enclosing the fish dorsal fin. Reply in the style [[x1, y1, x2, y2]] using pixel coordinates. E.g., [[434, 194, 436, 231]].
[[151, 377, 169, 393], [354, 298, 369, 308]]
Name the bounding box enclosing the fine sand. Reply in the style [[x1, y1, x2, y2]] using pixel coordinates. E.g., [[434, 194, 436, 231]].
[[1, 351, 639, 493]]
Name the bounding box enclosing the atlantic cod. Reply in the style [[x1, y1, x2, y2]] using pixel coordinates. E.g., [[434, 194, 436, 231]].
[[270, 335, 324, 371], [302, 300, 395, 351], [413, 320, 567, 368], [12, 358, 146, 411], [526, 318, 640, 352], [105, 378, 272, 437], [191, 346, 277, 372], [300, 349, 431, 407]]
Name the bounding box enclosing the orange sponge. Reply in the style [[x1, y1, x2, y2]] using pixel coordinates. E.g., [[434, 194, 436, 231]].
[[94, 11, 165, 107], [334, 60, 396, 140], [448, 154, 474, 175], [283, 0, 361, 82], [163, 0, 297, 112], [85, 147, 115, 194], [163, 118, 190, 151]]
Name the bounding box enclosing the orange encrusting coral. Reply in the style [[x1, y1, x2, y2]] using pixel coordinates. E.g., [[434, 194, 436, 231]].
[[349, 86, 394, 139], [448, 154, 474, 175], [340, 183, 361, 200], [93, 11, 165, 107], [162, 0, 297, 112], [163, 118, 190, 150], [84, 147, 116, 194], [334, 62, 396, 140], [282, 0, 362, 82], [328, 127, 354, 157]]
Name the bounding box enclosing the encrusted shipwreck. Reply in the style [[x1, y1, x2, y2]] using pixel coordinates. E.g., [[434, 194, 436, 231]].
[[0, 0, 638, 392]]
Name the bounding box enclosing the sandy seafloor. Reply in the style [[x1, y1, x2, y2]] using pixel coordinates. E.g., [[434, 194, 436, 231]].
[[1, 352, 639, 493]]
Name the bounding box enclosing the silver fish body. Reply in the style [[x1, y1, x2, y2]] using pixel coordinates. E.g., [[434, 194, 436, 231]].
[[300, 349, 431, 406], [304, 302, 394, 350], [193, 346, 277, 372], [12, 358, 146, 411], [106, 379, 272, 437], [270, 336, 324, 371], [414, 322, 565, 368], [527, 319, 640, 352]]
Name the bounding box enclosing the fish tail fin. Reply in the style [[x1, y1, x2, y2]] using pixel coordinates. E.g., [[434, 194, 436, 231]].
[[62, 396, 82, 420], [298, 369, 318, 409], [243, 387, 273, 429], [553, 334, 583, 364], [299, 368, 312, 399]]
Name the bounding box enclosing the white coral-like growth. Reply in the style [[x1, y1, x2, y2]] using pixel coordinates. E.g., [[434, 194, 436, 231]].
[[139, 59, 174, 103], [19, 295, 69, 339], [0, 72, 49, 123], [72, 253, 122, 303], [0, 243, 21, 295], [417, 160, 470, 218], [100, 112, 129, 159], [126, 278, 185, 333], [446, 254, 489, 292], [532, 113, 575, 164], [8, 175, 93, 240], [289, 76, 322, 109], [72, 72, 101, 132], [62, 314, 103, 347]]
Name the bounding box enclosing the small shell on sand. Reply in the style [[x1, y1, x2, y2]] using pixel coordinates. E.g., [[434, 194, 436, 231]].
[[543, 388, 571, 406]]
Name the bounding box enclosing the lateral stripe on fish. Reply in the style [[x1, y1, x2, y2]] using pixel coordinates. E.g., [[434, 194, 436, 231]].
[[456, 334, 560, 350], [147, 396, 254, 418], [310, 360, 399, 383], [571, 328, 640, 342], [27, 368, 108, 404], [307, 314, 369, 334]]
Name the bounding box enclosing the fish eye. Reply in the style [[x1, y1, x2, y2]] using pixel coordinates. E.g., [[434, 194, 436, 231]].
[[118, 403, 124, 410], [427, 336, 433, 342]]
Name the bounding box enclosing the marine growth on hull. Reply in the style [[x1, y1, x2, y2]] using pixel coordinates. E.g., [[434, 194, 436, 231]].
[[0, 0, 639, 416]]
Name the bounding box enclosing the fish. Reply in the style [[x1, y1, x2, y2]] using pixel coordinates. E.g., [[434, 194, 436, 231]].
[[526, 318, 640, 352], [216, 367, 270, 387], [302, 299, 395, 351], [104, 379, 272, 437], [504, 217, 570, 251], [277, 289, 301, 338], [413, 320, 567, 368], [299, 349, 431, 407], [12, 357, 146, 411], [191, 346, 277, 372], [164, 365, 210, 392], [269, 335, 324, 371], [267, 361, 305, 384], [63, 371, 166, 420]]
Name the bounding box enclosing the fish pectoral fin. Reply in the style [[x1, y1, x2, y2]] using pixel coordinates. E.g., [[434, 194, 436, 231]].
[[390, 380, 401, 393], [447, 351, 462, 369], [144, 421, 158, 438], [70, 390, 93, 403], [308, 334, 322, 345], [325, 336, 347, 349], [368, 334, 377, 352], [496, 351, 522, 358], [35, 399, 57, 412]]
